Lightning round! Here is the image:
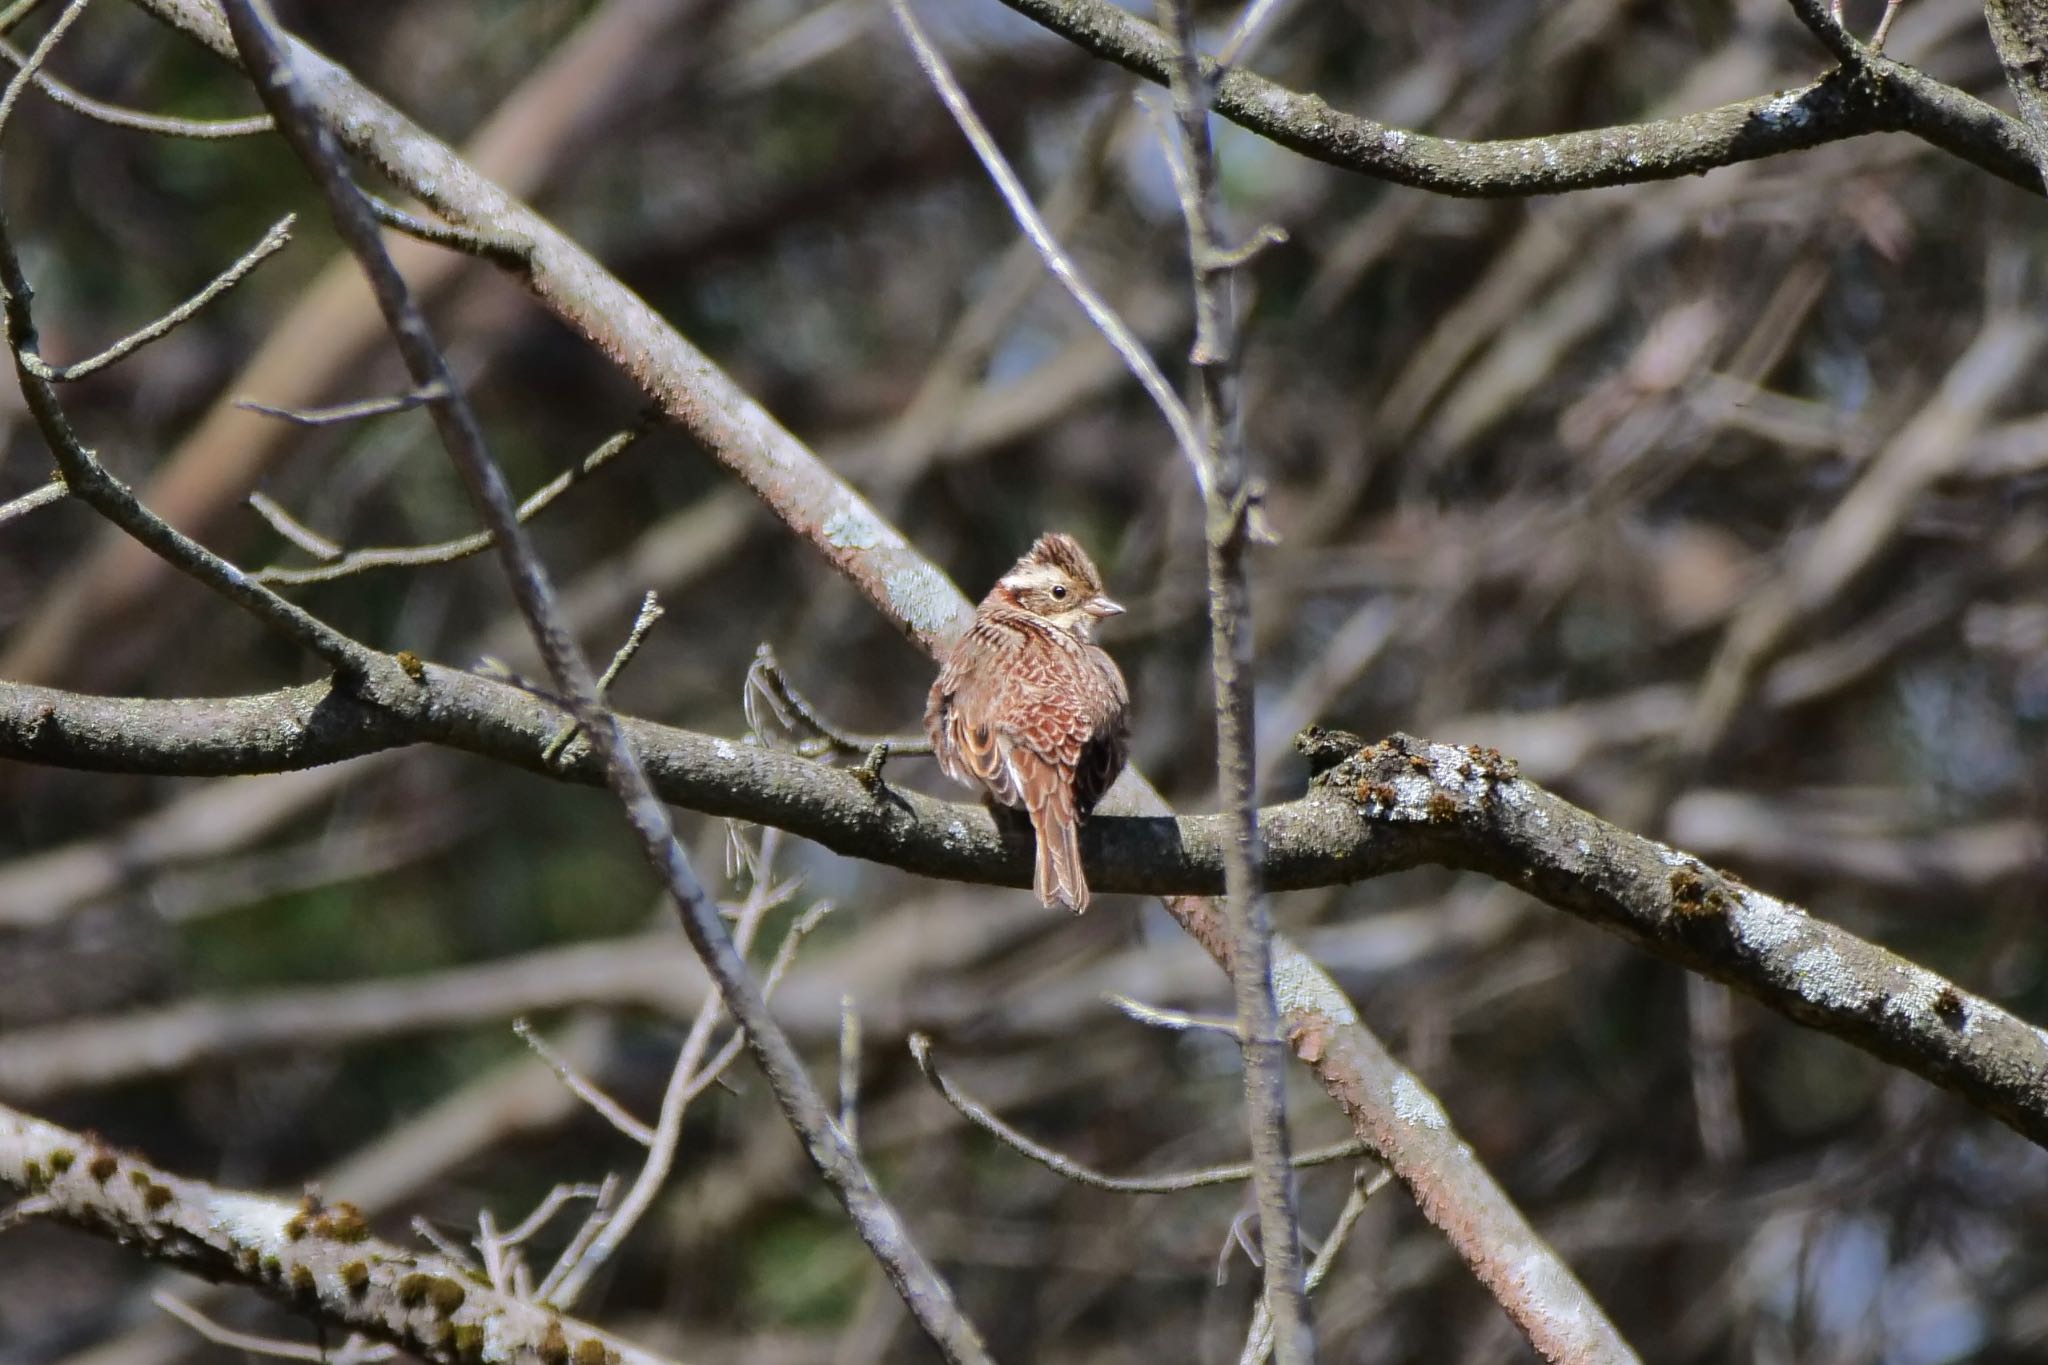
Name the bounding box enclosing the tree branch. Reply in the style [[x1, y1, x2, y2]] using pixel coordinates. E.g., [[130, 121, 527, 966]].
[[0, 1103, 676, 1365], [1156, 0, 1312, 1355], [6, 680, 2044, 1158], [1982, 0, 2048, 187], [990, 0, 2048, 197]]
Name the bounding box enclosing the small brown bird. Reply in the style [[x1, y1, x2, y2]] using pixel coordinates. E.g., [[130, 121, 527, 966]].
[[926, 532, 1130, 912]]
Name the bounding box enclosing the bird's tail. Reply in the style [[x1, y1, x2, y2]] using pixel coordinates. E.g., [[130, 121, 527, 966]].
[[1027, 783, 1089, 913]]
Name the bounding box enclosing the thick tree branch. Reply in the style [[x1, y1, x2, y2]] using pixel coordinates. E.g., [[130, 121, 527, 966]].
[[6, 681, 2046, 1157], [0, 1103, 674, 1365], [1983, 0, 2048, 186], [991, 0, 2047, 197]]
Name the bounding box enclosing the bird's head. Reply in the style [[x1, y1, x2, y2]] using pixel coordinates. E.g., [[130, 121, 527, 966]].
[[995, 532, 1123, 639]]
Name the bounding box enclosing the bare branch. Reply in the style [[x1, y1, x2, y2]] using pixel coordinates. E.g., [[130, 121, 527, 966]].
[[1239, 1168, 1391, 1365], [1155, 1, 1313, 1353], [32, 214, 294, 382], [993, 0, 2048, 197], [0, 473, 63, 526], [10, 681, 2044, 1160], [236, 384, 442, 428], [253, 424, 646, 587], [363, 195, 534, 269], [514, 1019, 654, 1147], [885, 0, 1209, 497], [1106, 993, 1242, 1038], [0, 1103, 676, 1365], [153, 1291, 393, 1364], [0, 35, 271, 137], [245, 491, 343, 560], [909, 1034, 1366, 1193], [0, 3, 374, 677]]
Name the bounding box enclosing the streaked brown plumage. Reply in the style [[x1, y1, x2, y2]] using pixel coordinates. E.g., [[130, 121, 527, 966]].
[[925, 532, 1130, 912]]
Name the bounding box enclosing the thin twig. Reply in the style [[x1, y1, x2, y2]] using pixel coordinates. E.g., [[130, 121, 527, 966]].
[[885, 0, 1210, 497], [364, 194, 534, 269], [477, 1183, 602, 1294], [0, 1, 47, 37], [541, 828, 792, 1306], [839, 993, 862, 1151], [0, 36, 271, 138], [496, 1183, 604, 1252], [1216, 0, 1296, 67], [530, 1173, 617, 1306], [410, 1216, 480, 1271], [32, 214, 294, 382], [1106, 992, 1243, 1037], [236, 383, 442, 427], [1155, 2, 1310, 1358], [618, 896, 840, 1151], [514, 1019, 654, 1146], [0, 475, 63, 527], [1156, 1, 1313, 1357], [255, 425, 646, 587], [909, 1034, 1365, 1193], [0, 0, 81, 137], [0, 1, 371, 677], [246, 491, 342, 561], [153, 1292, 394, 1364], [744, 641, 932, 757], [1238, 1168, 1391, 1365], [544, 589, 666, 765]]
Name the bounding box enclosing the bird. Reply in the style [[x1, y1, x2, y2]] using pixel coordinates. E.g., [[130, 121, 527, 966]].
[[925, 532, 1130, 912]]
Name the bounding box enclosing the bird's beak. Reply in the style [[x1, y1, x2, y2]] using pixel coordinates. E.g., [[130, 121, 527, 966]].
[[1088, 597, 1125, 619]]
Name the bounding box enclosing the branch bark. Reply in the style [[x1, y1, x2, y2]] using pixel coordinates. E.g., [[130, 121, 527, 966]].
[[992, 0, 2048, 196], [1157, 0, 1312, 1355], [0, 1102, 674, 1365], [1984, 0, 2048, 186], [7, 679, 2046, 1159]]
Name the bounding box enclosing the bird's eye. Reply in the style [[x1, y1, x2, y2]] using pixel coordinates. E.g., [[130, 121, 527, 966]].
[[1051, 585, 1068, 599]]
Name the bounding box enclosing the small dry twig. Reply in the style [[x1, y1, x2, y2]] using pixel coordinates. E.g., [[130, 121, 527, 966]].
[[544, 589, 667, 766], [0, 476, 64, 527], [237, 384, 443, 428], [255, 424, 647, 587], [31, 214, 295, 383], [909, 1034, 1365, 1194]]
